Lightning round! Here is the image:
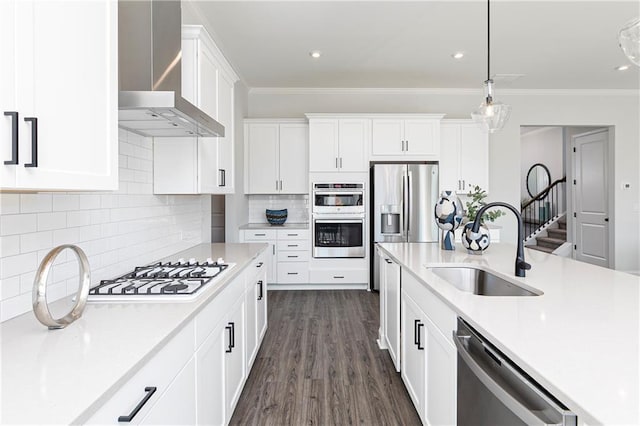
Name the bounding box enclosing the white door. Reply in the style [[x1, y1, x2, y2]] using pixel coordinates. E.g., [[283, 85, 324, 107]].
[[256, 271, 268, 342], [0, 0, 17, 188], [309, 119, 339, 172], [424, 319, 456, 426], [197, 137, 220, 193], [140, 358, 197, 425], [279, 124, 308, 193], [245, 278, 258, 367], [196, 324, 227, 425], [217, 70, 234, 192], [384, 257, 401, 372], [338, 119, 368, 172], [401, 292, 426, 422], [224, 300, 246, 423], [247, 123, 279, 193], [16, 0, 118, 191], [459, 123, 489, 192], [573, 129, 610, 268], [197, 42, 219, 120], [404, 119, 439, 157], [371, 119, 403, 156]]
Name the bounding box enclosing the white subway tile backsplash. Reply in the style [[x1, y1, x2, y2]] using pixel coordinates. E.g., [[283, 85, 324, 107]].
[[0, 129, 210, 322], [1, 214, 37, 236], [247, 194, 309, 224], [37, 212, 67, 231], [20, 194, 52, 213], [0, 194, 20, 215]]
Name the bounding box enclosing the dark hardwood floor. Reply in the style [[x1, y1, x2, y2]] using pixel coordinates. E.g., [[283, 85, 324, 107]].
[[230, 290, 421, 426]]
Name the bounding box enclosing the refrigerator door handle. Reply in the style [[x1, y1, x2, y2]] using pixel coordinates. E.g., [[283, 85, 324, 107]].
[[402, 174, 409, 237], [407, 170, 412, 236]]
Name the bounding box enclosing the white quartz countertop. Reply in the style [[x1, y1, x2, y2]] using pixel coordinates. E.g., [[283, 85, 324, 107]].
[[0, 243, 268, 425], [239, 222, 309, 230], [377, 242, 640, 425]]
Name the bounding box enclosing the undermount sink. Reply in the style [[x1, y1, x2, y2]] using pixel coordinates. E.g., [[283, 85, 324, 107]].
[[429, 267, 542, 297]]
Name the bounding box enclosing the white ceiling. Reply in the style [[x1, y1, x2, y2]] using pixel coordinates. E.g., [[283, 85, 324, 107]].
[[188, 1, 640, 90]]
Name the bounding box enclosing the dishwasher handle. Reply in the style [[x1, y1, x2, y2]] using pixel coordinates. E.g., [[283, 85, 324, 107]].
[[454, 328, 577, 426]]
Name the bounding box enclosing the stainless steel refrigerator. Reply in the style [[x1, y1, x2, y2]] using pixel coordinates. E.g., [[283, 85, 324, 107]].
[[370, 163, 439, 290]]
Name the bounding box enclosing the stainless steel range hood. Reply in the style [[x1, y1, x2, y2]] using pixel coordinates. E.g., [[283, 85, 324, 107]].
[[118, 0, 224, 138]]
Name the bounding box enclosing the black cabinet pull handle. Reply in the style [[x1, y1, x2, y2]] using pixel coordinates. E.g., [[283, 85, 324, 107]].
[[257, 280, 263, 300], [256, 262, 263, 268], [230, 322, 235, 349], [417, 322, 424, 350], [4, 111, 18, 165], [385, 258, 393, 264], [287, 255, 298, 258], [255, 233, 266, 236], [414, 319, 420, 345], [333, 275, 344, 279], [218, 169, 226, 187], [287, 272, 298, 275], [225, 325, 233, 353], [23, 117, 37, 168], [287, 244, 298, 247], [117, 386, 157, 422]]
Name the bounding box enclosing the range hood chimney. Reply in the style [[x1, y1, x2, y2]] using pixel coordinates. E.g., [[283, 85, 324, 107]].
[[118, 0, 224, 138]]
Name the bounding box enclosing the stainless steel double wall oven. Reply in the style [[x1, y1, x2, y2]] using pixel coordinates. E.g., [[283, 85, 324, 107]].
[[312, 183, 365, 258]]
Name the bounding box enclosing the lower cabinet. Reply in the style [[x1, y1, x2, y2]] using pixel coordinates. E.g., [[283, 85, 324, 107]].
[[400, 269, 457, 426], [381, 255, 401, 372], [87, 250, 269, 426]]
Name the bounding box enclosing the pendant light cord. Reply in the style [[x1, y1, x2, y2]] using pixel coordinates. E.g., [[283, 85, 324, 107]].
[[487, 0, 490, 81]]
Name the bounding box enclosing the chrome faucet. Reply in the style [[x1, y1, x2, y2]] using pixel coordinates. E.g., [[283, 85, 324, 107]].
[[471, 201, 532, 277]]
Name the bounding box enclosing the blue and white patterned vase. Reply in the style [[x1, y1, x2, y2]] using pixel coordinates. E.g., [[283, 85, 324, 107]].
[[434, 191, 465, 250], [461, 222, 491, 254]]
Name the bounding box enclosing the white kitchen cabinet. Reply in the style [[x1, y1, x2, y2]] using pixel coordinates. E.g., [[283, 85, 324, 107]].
[[246, 252, 268, 368], [382, 255, 401, 372], [371, 116, 443, 160], [1, 0, 118, 191], [240, 229, 277, 283], [307, 117, 369, 172], [154, 25, 238, 194], [195, 322, 227, 426], [244, 120, 308, 194], [86, 322, 196, 425], [224, 297, 246, 424], [140, 357, 196, 425], [401, 291, 427, 422], [440, 120, 489, 194], [401, 268, 457, 426]]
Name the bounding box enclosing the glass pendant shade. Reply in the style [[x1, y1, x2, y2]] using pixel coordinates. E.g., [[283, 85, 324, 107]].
[[619, 17, 640, 66], [471, 80, 511, 133]]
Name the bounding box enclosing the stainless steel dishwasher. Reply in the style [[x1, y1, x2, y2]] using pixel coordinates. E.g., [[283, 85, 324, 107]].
[[454, 318, 577, 426]]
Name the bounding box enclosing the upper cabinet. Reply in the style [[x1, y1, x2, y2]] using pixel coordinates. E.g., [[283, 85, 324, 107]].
[[307, 115, 369, 172], [1, 0, 118, 191], [439, 120, 489, 194], [154, 25, 238, 194], [244, 119, 308, 194], [371, 115, 443, 160]]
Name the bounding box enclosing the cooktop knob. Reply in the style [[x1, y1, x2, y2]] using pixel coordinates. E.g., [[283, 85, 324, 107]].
[[178, 258, 186, 264], [206, 257, 214, 265], [188, 258, 196, 265], [217, 257, 225, 264]]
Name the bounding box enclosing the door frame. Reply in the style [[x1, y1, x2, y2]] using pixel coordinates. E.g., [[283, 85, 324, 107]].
[[570, 127, 615, 268]]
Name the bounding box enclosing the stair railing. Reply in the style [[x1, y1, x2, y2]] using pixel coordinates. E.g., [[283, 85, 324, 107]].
[[521, 177, 566, 240]]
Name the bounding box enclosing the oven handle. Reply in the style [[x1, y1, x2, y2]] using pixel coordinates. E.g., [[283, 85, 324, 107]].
[[313, 191, 363, 196], [314, 219, 363, 224], [453, 329, 575, 426]]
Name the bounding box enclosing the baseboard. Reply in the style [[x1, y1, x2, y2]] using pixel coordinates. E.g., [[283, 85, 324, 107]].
[[267, 283, 369, 290], [377, 338, 388, 350]]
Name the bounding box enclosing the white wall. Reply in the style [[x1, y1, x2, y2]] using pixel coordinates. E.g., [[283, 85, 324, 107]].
[[0, 130, 211, 322], [520, 127, 564, 200], [248, 89, 640, 273]]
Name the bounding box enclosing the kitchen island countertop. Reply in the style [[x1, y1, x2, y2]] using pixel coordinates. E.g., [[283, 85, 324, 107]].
[[377, 242, 639, 426], [0, 243, 268, 425]]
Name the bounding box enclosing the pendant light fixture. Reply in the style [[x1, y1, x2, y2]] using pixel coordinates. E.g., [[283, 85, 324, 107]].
[[618, 17, 640, 66], [471, 0, 511, 133]]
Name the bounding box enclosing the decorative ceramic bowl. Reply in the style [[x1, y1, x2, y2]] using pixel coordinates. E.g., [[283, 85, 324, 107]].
[[461, 222, 491, 254], [266, 209, 288, 225]]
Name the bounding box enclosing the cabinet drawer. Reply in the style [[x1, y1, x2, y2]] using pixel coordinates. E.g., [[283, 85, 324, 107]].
[[309, 269, 367, 284], [277, 263, 310, 283], [276, 229, 310, 240], [85, 321, 195, 424], [242, 229, 277, 241], [277, 250, 310, 262], [402, 269, 457, 343], [276, 240, 309, 252]]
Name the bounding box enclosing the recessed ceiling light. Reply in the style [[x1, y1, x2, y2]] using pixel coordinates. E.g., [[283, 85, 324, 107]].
[[615, 64, 630, 71], [309, 50, 322, 59], [451, 52, 464, 59]]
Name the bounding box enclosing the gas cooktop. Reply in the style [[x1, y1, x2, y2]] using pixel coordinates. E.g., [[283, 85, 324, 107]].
[[88, 258, 235, 302]]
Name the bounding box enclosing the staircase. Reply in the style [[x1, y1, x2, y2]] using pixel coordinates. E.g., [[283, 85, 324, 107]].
[[527, 216, 567, 253]]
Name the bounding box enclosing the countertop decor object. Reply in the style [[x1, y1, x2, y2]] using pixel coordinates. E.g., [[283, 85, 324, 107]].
[[266, 208, 288, 225], [32, 244, 90, 330], [471, 0, 512, 133], [434, 191, 464, 250]]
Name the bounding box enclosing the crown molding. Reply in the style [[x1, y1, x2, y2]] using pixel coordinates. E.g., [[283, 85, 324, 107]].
[[249, 87, 639, 96]]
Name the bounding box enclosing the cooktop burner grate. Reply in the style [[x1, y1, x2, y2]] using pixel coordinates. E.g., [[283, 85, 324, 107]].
[[88, 259, 230, 299]]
